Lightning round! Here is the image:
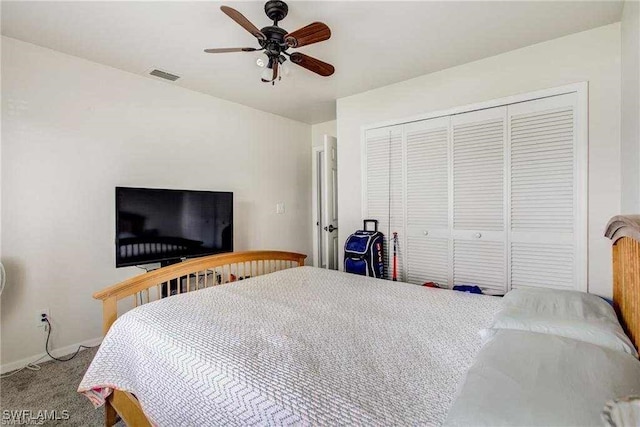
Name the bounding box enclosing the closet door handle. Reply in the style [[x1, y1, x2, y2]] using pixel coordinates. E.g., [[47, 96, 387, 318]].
[[474, 232, 482, 238], [423, 230, 429, 236]]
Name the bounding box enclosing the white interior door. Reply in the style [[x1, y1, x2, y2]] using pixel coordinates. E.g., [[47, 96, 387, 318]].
[[507, 92, 585, 291], [364, 125, 404, 280], [451, 106, 507, 293], [322, 135, 339, 270], [405, 117, 450, 286]]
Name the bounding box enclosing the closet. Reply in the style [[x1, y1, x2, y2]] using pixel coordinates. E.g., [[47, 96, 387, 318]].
[[362, 88, 586, 293]]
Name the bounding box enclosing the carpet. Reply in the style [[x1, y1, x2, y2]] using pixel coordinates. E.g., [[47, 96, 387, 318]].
[[0, 347, 118, 426]]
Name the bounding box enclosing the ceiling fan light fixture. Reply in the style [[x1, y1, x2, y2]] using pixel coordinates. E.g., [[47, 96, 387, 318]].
[[280, 61, 290, 77], [261, 57, 286, 84], [260, 57, 277, 83]]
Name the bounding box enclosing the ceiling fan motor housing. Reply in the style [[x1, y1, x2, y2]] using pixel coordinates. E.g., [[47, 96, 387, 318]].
[[265, 0, 288, 23], [259, 26, 288, 56]]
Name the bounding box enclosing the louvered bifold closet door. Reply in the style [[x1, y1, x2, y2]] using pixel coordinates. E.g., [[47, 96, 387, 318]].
[[364, 125, 404, 280], [405, 117, 450, 287], [508, 93, 584, 290], [451, 107, 507, 293]]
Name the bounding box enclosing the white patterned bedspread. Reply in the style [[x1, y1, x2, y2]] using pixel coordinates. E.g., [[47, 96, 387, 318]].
[[79, 267, 502, 426]]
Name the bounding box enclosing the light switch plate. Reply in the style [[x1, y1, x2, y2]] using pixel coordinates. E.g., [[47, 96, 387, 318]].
[[276, 203, 285, 214]]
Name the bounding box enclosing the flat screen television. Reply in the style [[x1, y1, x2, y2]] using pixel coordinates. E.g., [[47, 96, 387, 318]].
[[115, 187, 233, 267]]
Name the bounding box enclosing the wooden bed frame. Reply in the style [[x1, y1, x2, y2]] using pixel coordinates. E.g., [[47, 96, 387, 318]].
[[605, 215, 640, 349], [93, 218, 640, 426], [93, 250, 306, 427]]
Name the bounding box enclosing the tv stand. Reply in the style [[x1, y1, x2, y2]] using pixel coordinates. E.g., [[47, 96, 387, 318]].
[[159, 259, 224, 298], [160, 258, 184, 268], [137, 258, 221, 298], [159, 258, 184, 297], [136, 259, 187, 297]]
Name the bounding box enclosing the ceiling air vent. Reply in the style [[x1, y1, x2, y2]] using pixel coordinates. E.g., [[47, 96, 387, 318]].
[[149, 69, 180, 81]]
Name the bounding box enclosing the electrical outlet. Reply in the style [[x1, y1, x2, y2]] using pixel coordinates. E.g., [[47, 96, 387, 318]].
[[36, 308, 50, 328]]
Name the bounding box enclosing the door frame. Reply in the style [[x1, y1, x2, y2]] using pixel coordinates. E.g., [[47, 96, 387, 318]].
[[312, 145, 324, 267], [322, 135, 339, 270]]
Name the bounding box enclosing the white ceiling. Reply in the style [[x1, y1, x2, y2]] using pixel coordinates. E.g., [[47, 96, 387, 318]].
[[1, 1, 623, 124]]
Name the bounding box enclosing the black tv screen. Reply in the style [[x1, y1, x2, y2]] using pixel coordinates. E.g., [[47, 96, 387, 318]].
[[115, 187, 233, 267]]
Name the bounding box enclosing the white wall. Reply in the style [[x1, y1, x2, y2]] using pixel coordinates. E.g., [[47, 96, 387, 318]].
[[311, 120, 337, 148], [337, 23, 621, 297], [0, 37, 311, 370], [621, 0, 640, 213]]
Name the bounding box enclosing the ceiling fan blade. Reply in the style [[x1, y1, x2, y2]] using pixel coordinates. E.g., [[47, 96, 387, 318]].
[[285, 22, 331, 48], [220, 5, 266, 40], [289, 52, 334, 77], [204, 47, 259, 53]]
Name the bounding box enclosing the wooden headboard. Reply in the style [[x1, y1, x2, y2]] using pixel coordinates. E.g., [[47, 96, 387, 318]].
[[605, 215, 640, 349]]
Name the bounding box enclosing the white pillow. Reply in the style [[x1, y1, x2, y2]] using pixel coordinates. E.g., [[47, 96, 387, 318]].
[[445, 329, 640, 427], [503, 287, 619, 322], [480, 288, 637, 358]]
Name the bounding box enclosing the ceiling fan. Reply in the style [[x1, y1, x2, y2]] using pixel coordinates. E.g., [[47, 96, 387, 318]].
[[205, 1, 334, 85]]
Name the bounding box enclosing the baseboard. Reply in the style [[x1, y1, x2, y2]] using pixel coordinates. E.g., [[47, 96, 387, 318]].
[[1, 336, 103, 375]]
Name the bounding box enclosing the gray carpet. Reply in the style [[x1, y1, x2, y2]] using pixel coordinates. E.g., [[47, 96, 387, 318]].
[[0, 347, 113, 426]]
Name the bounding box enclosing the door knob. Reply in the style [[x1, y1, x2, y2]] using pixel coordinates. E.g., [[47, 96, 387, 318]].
[[475, 232, 482, 238], [324, 224, 338, 232]]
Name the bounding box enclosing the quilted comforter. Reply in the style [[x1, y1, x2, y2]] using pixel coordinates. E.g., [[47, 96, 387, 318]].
[[79, 266, 501, 426]]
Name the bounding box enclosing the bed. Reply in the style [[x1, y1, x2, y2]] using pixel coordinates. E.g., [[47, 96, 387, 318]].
[[79, 255, 501, 426], [80, 215, 640, 426]]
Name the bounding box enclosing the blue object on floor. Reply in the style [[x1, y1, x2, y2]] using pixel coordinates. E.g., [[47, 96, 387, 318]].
[[453, 285, 483, 294]]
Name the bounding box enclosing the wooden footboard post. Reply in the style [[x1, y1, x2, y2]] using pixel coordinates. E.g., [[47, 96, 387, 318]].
[[104, 395, 117, 427], [103, 296, 117, 335]]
